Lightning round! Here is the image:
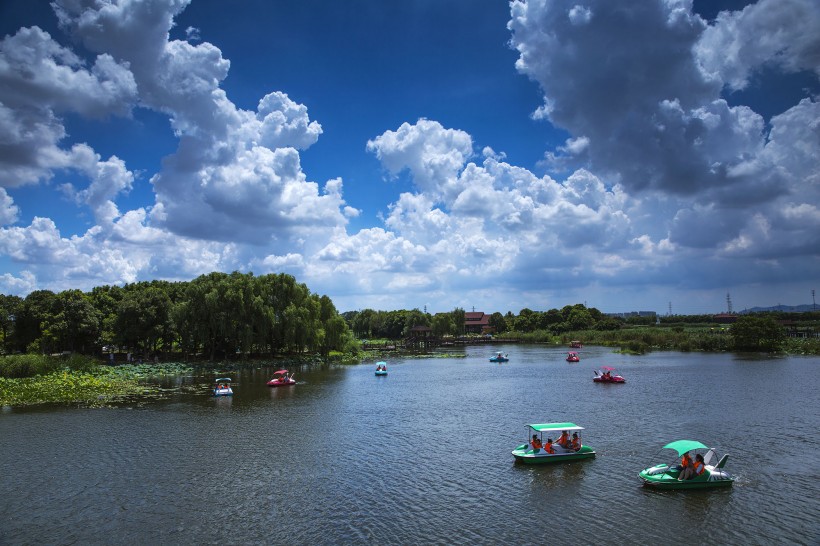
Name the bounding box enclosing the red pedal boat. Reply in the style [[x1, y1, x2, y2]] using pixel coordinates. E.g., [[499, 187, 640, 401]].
[[593, 366, 625, 383], [267, 369, 296, 387]]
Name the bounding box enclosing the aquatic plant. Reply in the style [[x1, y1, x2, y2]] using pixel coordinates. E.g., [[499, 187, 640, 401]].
[[0, 361, 194, 407]]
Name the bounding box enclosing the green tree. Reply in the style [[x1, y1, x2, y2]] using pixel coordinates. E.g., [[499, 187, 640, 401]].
[[89, 285, 124, 351], [514, 308, 536, 332], [402, 308, 430, 337], [352, 309, 376, 338], [567, 307, 594, 331], [450, 307, 465, 336], [0, 294, 22, 353], [13, 290, 57, 353], [114, 286, 173, 356], [730, 316, 785, 351], [488, 311, 506, 333], [432, 313, 455, 337], [536, 309, 562, 330], [41, 290, 101, 354]]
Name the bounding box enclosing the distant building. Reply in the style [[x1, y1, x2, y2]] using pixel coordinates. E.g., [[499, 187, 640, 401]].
[[604, 311, 657, 319], [464, 312, 494, 334], [409, 325, 433, 337], [713, 313, 738, 324]]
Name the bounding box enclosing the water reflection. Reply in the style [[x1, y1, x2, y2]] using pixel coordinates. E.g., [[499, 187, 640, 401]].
[[521, 458, 590, 489], [213, 394, 233, 408], [268, 384, 297, 400]]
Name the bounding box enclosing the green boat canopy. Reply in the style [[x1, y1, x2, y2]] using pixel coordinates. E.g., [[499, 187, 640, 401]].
[[662, 440, 709, 456], [527, 422, 584, 433]]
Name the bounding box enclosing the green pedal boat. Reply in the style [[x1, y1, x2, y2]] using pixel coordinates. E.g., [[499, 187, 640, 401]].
[[512, 422, 596, 464], [638, 440, 734, 489]]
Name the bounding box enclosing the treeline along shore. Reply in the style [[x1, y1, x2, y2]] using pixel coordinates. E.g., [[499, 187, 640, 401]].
[[1, 272, 818, 406]]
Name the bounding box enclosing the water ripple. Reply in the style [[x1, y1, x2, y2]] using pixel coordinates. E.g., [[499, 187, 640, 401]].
[[1, 349, 818, 545]]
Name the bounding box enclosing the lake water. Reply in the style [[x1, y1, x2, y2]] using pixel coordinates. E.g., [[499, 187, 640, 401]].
[[1, 345, 819, 545]]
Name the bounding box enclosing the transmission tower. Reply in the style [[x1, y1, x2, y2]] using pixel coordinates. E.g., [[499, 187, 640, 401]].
[[668, 301, 672, 316], [726, 292, 733, 314], [813, 289, 816, 311]]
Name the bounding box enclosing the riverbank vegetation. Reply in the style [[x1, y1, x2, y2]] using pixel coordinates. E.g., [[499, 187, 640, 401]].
[[344, 304, 820, 355], [0, 354, 194, 407]]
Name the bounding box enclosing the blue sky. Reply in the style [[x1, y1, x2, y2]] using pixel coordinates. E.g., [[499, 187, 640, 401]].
[[0, 0, 818, 315]]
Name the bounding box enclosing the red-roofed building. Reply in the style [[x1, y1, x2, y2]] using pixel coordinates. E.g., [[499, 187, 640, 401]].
[[464, 312, 493, 334]]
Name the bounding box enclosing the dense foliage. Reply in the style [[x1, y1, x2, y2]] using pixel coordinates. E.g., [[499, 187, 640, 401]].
[[0, 272, 355, 360]]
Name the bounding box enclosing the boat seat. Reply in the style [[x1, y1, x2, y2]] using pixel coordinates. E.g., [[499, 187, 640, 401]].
[[703, 448, 716, 466]]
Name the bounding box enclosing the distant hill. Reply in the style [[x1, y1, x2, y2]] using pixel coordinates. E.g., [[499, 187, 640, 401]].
[[741, 304, 817, 313]]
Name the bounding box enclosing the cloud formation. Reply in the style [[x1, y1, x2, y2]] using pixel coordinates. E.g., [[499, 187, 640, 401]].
[[0, 0, 817, 314]]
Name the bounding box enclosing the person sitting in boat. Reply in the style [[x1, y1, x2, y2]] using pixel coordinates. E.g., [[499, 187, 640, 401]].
[[678, 451, 695, 480], [693, 454, 706, 477], [544, 438, 555, 454], [571, 432, 581, 451], [530, 434, 542, 451], [556, 430, 570, 448], [603, 370, 611, 380]]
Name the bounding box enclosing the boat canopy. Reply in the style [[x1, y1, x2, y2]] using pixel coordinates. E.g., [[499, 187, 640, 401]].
[[527, 422, 584, 433], [376, 361, 387, 366], [214, 377, 232, 382], [273, 369, 289, 374], [662, 440, 709, 456], [601, 366, 615, 371]]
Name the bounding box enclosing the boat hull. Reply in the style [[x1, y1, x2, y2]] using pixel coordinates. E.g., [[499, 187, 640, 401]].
[[593, 377, 625, 383], [375, 370, 387, 376], [267, 380, 296, 387], [512, 445, 596, 464], [638, 465, 734, 489], [213, 388, 233, 396], [489, 357, 509, 362]]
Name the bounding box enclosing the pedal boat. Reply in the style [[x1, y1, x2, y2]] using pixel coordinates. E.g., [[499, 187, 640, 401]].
[[512, 423, 596, 464], [593, 366, 625, 383], [213, 378, 233, 396], [267, 370, 296, 387], [638, 440, 734, 489], [375, 362, 388, 375], [489, 352, 509, 362], [566, 351, 580, 362]]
